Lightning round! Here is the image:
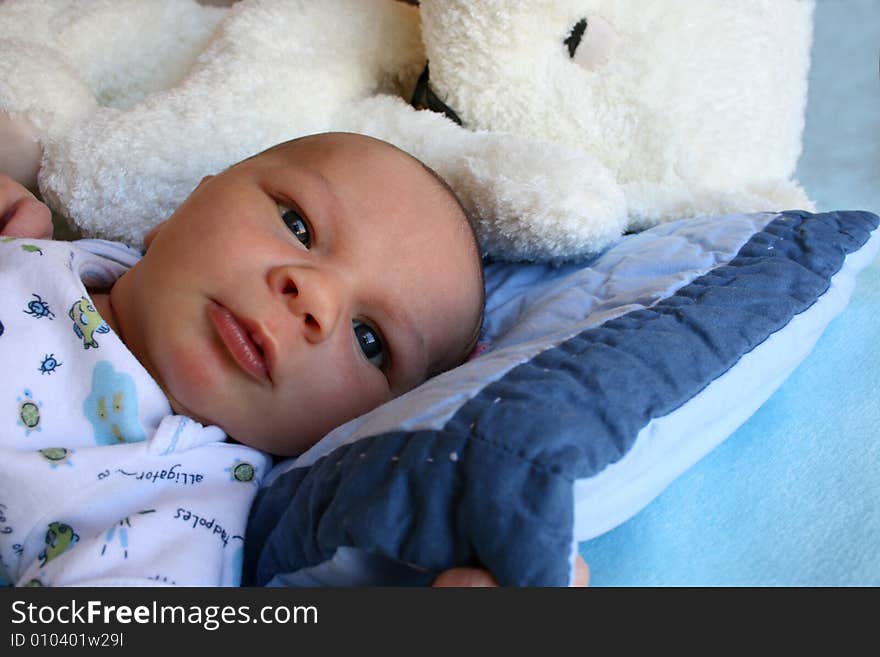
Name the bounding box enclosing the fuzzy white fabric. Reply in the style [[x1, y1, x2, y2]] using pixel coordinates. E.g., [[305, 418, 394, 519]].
[[420, 0, 816, 239], [4, 0, 427, 246], [0, 0, 225, 134], [1, 0, 815, 261]]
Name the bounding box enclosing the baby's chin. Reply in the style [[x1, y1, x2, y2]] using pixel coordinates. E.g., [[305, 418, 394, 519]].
[[164, 391, 214, 429], [224, 430, 313, 458]]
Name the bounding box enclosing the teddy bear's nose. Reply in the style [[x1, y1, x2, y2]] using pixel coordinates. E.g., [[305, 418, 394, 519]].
[[566, 16, 618, 72]]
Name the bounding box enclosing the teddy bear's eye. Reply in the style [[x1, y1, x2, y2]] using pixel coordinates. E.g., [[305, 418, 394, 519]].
[[566, 16, 617, 71], [564, 18, 588, 58]]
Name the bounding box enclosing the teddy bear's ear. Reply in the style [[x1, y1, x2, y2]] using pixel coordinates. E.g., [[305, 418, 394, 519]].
[[410, 64, 463, 126]]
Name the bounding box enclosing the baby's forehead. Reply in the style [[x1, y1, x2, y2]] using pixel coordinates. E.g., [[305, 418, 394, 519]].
[[270, 134, 469, 226], [267, 132, 413, 165], [269, 134, 438, 185]]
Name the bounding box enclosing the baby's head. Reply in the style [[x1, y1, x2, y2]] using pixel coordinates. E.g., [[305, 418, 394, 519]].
[[111, 132, 484, 455]]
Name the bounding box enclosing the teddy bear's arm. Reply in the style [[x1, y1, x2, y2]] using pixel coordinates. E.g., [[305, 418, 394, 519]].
[[0, 0, 227, 188], [337, 96, 628, 262], [36, 0, 425, 247]]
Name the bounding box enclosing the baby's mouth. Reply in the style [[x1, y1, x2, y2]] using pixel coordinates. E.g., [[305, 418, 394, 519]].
[[207, 301, 272, 384]]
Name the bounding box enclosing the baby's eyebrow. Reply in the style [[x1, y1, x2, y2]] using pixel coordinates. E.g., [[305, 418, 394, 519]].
[[308, 169, 336, 203], [274, 166, 339, 229]]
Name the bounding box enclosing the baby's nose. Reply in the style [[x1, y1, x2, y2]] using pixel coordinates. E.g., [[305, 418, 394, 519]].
[[270, 266, 343, 343]]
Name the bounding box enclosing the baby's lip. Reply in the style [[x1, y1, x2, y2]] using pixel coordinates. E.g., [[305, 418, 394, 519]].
[[207, 301, 275, 385]]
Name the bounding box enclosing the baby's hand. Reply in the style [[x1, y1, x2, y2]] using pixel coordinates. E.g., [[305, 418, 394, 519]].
[[0, 173, 52, 239], [432, 555, 590, 587]]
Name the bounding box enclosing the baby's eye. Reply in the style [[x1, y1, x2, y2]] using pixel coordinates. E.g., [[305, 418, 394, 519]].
[[278, 204, 311, 248], [353, 320, 385, 369]]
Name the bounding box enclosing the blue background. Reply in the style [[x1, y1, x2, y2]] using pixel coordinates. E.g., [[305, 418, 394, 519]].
[[581, 0, 880, 586]]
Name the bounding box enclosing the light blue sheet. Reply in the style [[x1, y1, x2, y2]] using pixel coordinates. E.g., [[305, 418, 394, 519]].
[[580, 0, 880, 586]]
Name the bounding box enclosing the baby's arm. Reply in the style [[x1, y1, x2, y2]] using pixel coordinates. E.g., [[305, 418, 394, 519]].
[[433, 555, 590, 587], [0, 173, 52, 239], [0, 111, 41, 190]]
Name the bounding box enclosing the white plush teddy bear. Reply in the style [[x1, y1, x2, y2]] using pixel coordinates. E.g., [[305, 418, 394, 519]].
[[0, 0, 421, 244], [0, 0, 228, 190], [0, 0, 816, 261], [416, 0, 817, 236], [1, 0, 626, 261]]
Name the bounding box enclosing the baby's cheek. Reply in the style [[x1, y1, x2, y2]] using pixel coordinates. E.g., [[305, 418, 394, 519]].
[[153, 327, 231, 418], [267, 366, 388, 453]]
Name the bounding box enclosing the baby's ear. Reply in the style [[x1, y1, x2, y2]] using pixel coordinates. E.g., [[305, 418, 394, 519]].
[[143, 221, 166, 250]]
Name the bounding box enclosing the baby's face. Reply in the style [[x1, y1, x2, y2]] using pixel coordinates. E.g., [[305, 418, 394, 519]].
[[111, 133, 483, 455]]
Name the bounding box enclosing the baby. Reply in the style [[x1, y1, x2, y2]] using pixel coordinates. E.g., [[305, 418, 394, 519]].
[[0, 132, 491, 586]]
